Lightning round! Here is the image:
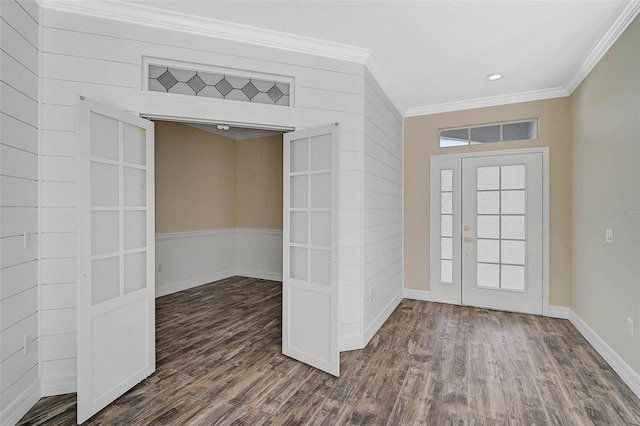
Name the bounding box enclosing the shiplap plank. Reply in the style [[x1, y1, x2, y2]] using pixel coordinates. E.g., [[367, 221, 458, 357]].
[[42, 358, 76, 381], [41, 130, 76, 156], [42, 77, 137, 107], [0, 286, 37, 331], [41, 233, 76, 258], [42, 53, 138, 87], [0, 312, 37, 362], [0, 363, 37, 411], [0, 175, 37, 207], [41, 156, 77, 182], [0, 50, 38, 100], [41, 283, 76, 310], [296, 86, 361, 114], [0, 112, 38, 153], [339, 303, 361, 325], [0, 144, 38, 180], [41, 309, 76, 336], [41, 333, 76, 361], [0, 340, 38, 394], [0, 20, 38, 74], [41, 181, 76, 207], [41, 207, 77, 233], [0, 207, 37, 237], [16, 0, 39, 24], [0, 260, 36, 301], [1, 82, 38, 127], [0, 0, 38, 48], [364, 72, 402, 125], [41, 258, 76, 284]]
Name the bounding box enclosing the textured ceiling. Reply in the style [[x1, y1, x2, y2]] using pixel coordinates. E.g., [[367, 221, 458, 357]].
[[125, 1, 630, 113]]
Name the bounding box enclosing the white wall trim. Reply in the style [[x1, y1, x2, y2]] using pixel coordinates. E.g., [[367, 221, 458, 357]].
[[365, 54, 406, 115], [235, 228, 283, 237], [339, 335, 365, 352], [40, 0, 370, 64], [565, 0, 640, 94], [41, 373, 76, 397], [363, 293, 403, 347], [545, 305, 570, 319], [156, 229, 236, 242], [403, 288, 431, 301], [569, 310, 640, 399], [235, 269, 283, 282], [0, 379, 41, 426], [404, 87, 569, 117], [155, 270, 236, 298]]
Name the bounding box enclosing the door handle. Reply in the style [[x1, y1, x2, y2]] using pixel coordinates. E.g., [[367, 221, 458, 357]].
[[463, 237, 475, 242]]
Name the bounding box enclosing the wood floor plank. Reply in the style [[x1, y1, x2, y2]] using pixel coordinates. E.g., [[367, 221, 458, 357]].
[[17, 277, 640, 425]]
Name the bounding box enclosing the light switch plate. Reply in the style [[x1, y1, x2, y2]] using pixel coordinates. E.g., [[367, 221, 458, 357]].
[[606, 228, 614, 243]]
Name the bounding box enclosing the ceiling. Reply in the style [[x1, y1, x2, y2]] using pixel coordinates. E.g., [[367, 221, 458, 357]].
[[181, 122, 284, 140], [64, 1, 639, 115]]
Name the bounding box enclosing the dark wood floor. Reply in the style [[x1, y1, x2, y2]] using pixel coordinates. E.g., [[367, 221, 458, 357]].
[[19, 276, 640, 425]]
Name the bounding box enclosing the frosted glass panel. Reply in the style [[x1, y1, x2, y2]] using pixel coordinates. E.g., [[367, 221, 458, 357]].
[[311, 249, 331, 285], [477, 167, 499, 190], [501, 216, 525, 240], [477, 263, 499, 288], [290, 247, 307, 280], [441, 214, 453, 237], [501, 240, 525, 265], [91, 162, 118, 206], [310, 134, 331, 170], [501, 165, 525, 190], [124, 211, 146, 250], [502, 265, 525, 290], [290, 211, 307, 244], [290, 175, 307, 208], [477, 239, 499, 263], [91, 211, 119, 255], [311, 211, 330, 246], [441, 260, 453, 283], [477, 215, 499, 239], [123, 123, 146, 166], [441, 169, 453, 192], [92, 256, 119, 305], [124, 252, 147, 294], [290, 138, 308, 172], [90, 112, 119, 160], [501, 191, 525, 214], [441, 237, 453, 260], [311, 173, 331, 208], [124, 167, 146, 206], [441, 192, 452, 214], [477, 191, 499, 214]]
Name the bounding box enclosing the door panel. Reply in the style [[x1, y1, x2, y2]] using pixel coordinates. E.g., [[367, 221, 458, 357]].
[[461, 154, 543, 314], [77, 97, 155, 423], [283, 123, 339, 377]]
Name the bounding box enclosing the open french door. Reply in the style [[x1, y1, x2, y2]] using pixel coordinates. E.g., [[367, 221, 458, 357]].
[[77, 97, 155, 423], [283, 123, 340, 376]]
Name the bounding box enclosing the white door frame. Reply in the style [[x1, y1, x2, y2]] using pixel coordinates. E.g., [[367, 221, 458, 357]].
[[429, 147, 552, 316]]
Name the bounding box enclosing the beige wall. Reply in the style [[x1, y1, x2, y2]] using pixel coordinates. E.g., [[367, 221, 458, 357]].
[[404, 97, 573, 306], [155, 121, 283, 233], [236, 135, 283, 229], [571, 17, 640, 373]]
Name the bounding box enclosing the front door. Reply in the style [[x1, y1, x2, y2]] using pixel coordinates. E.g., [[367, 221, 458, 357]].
[[282, 123, 340, 376], [77, 97, 156, 423], [431, 152, 544, 314]]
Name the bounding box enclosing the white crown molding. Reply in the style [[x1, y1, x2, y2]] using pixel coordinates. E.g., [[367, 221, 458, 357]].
[[565, 0, 640, 94], [365, 54, 406, 115], [41, 0, 371, 64], [184, 123, 283, 141], [404, 87, 569, 117]]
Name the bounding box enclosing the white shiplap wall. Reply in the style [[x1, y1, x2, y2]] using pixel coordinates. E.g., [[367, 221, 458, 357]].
[[362, 68, 403, 343], [39, 6, 365, 392], [0, 0, 41, 424]]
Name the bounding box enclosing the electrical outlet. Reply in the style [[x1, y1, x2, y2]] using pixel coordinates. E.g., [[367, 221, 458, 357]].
[[627, 318, 634, 337], [157, 264, 163, 273], [24, 334, 34, 355], [23, 232, 31, 250]]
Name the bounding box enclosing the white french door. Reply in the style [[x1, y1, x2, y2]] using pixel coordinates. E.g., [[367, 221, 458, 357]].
[[77, 97, 155, 423], [431, 151, 545, 315], [283, 123, 340, 377]]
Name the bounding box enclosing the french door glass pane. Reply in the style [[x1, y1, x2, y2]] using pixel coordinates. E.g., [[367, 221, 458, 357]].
[[124, 211, 146, 250], [477, 167, 499, 190], [502, 265, 525, 290], [441, 170, 453, 192], [477, 191, 499, 214], [501, 240, 525, 265], [92, 256, 119, 305], [290, 175, 307, 208], [310, 134, 331, 170], [441, 260, 453, 283], [290, 211, 307, 244], [123, 123, 146, 166], [290, 138, 308, 172], [477, 239, 499, 263], [90, 112, 119, 160], [501, 165, 525, 189], [124, 167, 146, 206], [91, 211, 119, 255], [290, 247, 307, 280], [441, 215, 453, 237], [501, 191, 525, 214], [477, 263, 499, 288], [441, 192, 453, 214], [477, 215, 499, 239], [441, 237, 453, 260], [311, 174, 331, 208], [501, 215, 525, 240], [91, 162, 119, 206], [311, 212, 330, 246]]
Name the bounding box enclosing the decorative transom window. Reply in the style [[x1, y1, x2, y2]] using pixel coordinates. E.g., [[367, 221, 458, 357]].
[[439, 119, 538, 147], [147, 64, 291, 106]]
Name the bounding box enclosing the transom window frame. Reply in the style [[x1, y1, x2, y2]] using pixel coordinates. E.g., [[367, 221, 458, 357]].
[[141, 56, 295, 107], [439, 118, 539, 147]]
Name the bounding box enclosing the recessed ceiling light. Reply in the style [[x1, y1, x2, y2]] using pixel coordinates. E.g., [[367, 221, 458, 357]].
[[216, 124, 230, 131], [486, 74, 503, 81]]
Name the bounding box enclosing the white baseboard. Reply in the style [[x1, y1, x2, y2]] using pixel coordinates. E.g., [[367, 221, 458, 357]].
[[155, 270, 236, 298], [0, 379, 40, 426], [403, 288, 431, 301], [569, 310, 640, 399], [41, 373, 76, 397], [363, 293, 403, 347], [545, 305, 570, 319], [339, 335, 364, 352], [235, 269, 282, 282]]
